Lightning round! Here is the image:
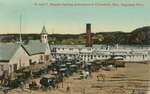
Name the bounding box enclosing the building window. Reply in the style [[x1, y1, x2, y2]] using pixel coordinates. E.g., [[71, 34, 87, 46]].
[[79, 48, 82, 51], [88, 48, 91, 51], [29, 59, 32, 63], [69, 48, 73, 50], [0, 65, 4, 71], [19, 59, 21, 68], [124, 56, 126, 58], [13, 64, 17, 72], [41, 55, 43, 60], [45, 55, 49, 61]]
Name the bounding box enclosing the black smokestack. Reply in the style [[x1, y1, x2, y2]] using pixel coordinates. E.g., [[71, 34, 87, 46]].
[[85, 23, 92, 47]]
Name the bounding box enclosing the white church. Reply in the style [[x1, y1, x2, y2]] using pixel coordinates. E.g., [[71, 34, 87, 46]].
[[0, 26, 52, 75]]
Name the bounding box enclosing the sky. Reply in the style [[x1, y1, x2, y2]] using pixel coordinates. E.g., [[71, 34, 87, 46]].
[[0, 0, 149, 34]]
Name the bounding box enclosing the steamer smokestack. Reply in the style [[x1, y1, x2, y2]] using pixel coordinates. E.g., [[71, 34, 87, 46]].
[[85, 23, 92, 47]]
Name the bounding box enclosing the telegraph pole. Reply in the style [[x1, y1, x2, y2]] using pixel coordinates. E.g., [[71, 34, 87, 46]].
[[20, 14, 22, 43]]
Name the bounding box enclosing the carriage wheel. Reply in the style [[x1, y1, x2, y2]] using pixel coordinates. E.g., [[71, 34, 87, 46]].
[[111, 87, 127, 94]]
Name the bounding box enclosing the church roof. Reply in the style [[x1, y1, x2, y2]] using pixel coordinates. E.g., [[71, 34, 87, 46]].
[[23, 40, 47, 55], [0, 43, 20, 61], [41, 26, 48, 34]]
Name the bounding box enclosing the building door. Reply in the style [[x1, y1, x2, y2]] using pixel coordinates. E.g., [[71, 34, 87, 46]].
[[13, 64, 17, 72], [45, 55, 49, 62], [9, 65, 13, 73]]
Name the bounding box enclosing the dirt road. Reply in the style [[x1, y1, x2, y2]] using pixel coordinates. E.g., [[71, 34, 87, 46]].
[[7, 63, 150, 94]]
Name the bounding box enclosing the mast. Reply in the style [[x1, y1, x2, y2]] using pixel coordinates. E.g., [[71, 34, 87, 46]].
[[51, 28, 54, 44]]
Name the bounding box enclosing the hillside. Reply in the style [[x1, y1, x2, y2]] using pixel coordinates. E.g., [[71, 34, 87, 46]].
[[130, 26, 150, 45], [0, 26, 150, 45]]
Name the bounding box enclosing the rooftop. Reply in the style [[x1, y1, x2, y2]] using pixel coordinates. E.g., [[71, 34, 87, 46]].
[[23, 40, 47, 55], [41, 26, 48, 34], [0, 43, 20, 61]]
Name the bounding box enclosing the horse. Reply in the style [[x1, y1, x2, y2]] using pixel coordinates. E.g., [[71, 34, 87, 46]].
[[80, 71, 89, 79], [97, 73, 106, 81]]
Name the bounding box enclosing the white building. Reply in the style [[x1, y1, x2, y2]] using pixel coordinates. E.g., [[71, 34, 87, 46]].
[[0, 43, 30, 75], [23, 26, 51, 64], [50, 45, 150, 62], [0, 26, 52, 76], [23, 40, 51, 64]]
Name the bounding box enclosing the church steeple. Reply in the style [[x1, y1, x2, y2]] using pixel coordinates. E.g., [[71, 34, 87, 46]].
[[41, 26, 48, 43]]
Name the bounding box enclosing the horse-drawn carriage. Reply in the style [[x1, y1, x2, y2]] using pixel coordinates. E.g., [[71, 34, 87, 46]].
[[29, 81, 39, 90], [2, 74, 25, 89], [95, 56, 126, 68], [40, 74, 57, 90]]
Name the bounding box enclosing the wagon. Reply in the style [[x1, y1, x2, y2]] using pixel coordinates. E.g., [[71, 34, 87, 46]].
[[40, 74, 57, 90]]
